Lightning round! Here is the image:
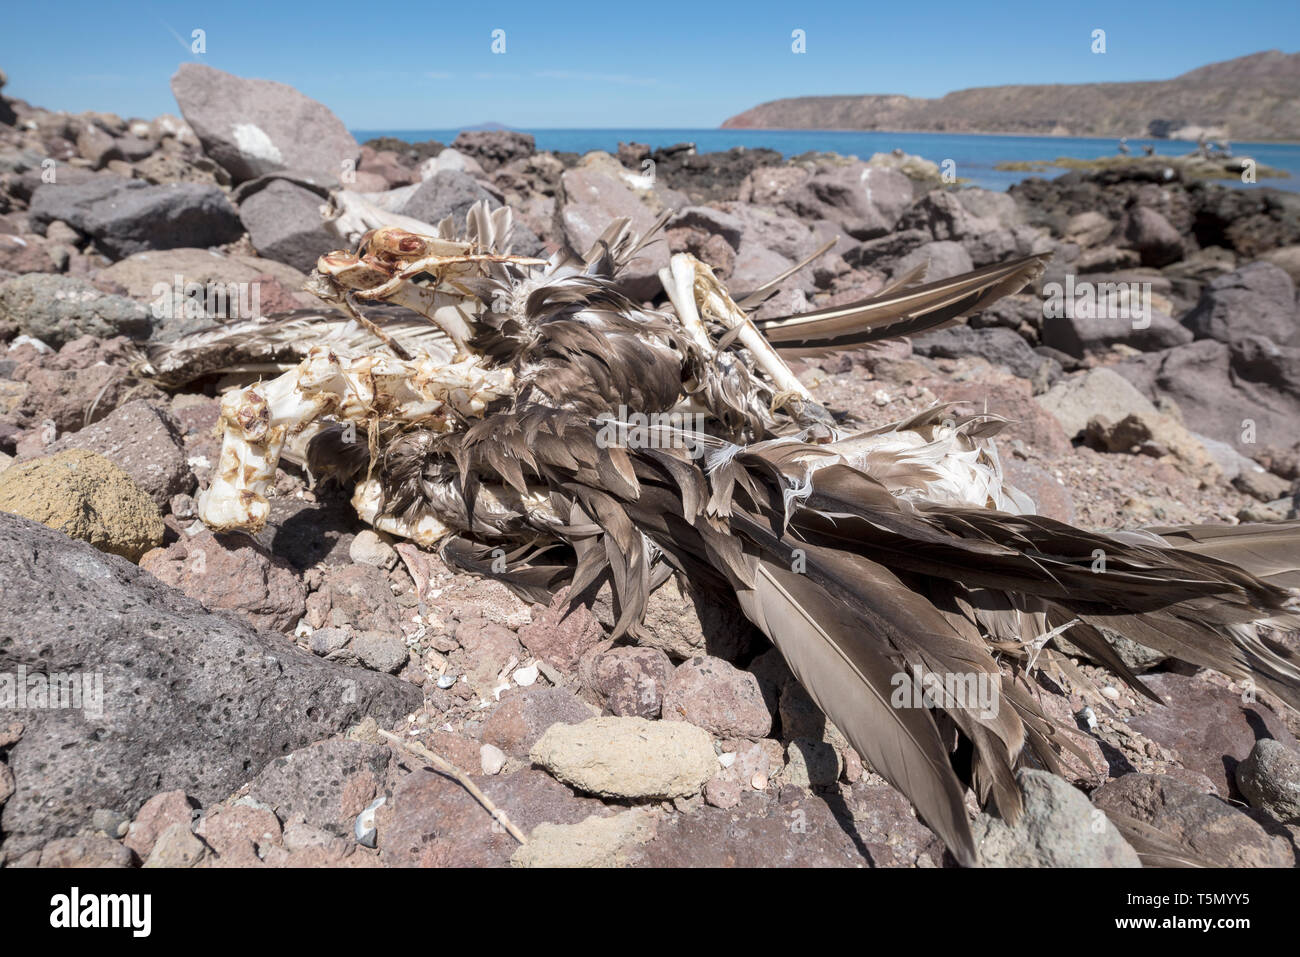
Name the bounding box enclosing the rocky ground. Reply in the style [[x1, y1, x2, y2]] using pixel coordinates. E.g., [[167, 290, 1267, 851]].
[[1, 63, 1299, 868]]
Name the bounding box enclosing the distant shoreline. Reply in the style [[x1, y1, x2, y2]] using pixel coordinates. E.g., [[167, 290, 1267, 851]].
[[709, 126, 1300, 147], [354, 127, 1300, 148]]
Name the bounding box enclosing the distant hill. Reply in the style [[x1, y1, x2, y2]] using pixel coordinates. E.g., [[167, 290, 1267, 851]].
[[721, 51, 1300, 141]]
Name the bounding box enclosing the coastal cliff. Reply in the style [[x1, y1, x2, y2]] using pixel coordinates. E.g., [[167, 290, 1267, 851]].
[[722, 50, 1300, 141]]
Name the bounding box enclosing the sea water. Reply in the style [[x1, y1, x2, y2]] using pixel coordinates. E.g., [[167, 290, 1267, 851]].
[[353, 127, 1300, 194]]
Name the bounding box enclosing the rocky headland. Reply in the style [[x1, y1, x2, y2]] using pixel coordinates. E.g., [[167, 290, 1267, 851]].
[[722, 50, 1300, 142]]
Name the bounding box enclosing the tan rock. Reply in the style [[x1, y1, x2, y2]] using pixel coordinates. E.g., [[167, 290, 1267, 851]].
[[144, 822, 207, 867], [1085, 410, 1223, 481], [0, 449, 163, 561], [511, 809, 656, 867], [530, 716, 716, 799]]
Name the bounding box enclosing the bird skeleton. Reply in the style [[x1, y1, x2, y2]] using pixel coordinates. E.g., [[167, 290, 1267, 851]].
[[164, 202, 1300, 866]]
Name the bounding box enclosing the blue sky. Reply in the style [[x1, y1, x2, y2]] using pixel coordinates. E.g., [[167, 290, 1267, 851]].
[[1, 0, 1297, 128]]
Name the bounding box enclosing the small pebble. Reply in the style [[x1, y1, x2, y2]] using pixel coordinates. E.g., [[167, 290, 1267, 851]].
[[91, 807, 130, 839], [480, 743, 507, 775], [436, 673, 457, 690], [169, 493, 197, 520], [349, 529, 398, 570]]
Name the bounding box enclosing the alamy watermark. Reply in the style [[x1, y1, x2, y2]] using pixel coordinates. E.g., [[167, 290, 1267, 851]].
[[150, 275, 262, 322], [595, 405, 708, 458], [890, 664, 1000, 719], [1, 665, 104, 719], [1043, 274, 1152, 328]]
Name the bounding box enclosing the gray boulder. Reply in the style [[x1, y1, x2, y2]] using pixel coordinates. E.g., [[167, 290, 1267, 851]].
[[0, 511, 422, 856], [170, 63, 359, 183], [400, 171, 542, 257], [974, 769, 1140, 867], [1041, 304, 1193, 357], [901, 189, 993, 241], [401, 169, 496, 227], [1236, 738, 1300, 824], [890, 240, 974, 282], [1123, 206, 1184, 267], [913, 325, 1061, 386], [900, 189, 1044, 266], [25, 174, 128, 228], [238, 179, 336, 272], [1115, 336, 1300, 454], [1036, 367, 1158, 439], [954, 188, 1023, 229], [1182, 261, 1298, 346], [113, 134, 156, 163], [0, 273, 151, 346], [778, 164, 913, 240], [247, 738, 392, 836], [29, 176, 241, 259]]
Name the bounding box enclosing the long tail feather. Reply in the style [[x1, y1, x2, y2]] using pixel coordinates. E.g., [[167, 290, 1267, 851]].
[[755, 253, 1049, 356]]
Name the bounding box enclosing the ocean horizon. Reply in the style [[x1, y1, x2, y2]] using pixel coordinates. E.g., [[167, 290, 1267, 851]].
[[352, 128, 1300, 194]]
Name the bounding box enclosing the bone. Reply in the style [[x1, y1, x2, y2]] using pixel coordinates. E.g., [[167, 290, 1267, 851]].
[[659, 256, 717, 362], [682, 253, 814, 405], [323, 189, 445, 247], [198, 347, 516, 535], [352, 478, 449, 547]]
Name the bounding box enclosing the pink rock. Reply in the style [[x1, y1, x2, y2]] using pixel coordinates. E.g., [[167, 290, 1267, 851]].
[[1093, 772, 1293, 867], [304, 564, 402, 634], [141, 528, 306, 633], [36, 835, 135, 868], [481, 686, 596, 759], [454, 617, 523, 697], [586, 645, 674, 718], [516, 590, 606, 674], [377, 767, 607, 867], [1128, 673, 1299, 797], [1003, 459, 1076, 524], [124, 789, 196, 858], [662, 655, 773, 738], [195, 804, 282, 867]]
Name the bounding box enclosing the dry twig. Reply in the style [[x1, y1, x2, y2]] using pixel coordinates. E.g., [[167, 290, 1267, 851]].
[[377, 728, 529, 844]]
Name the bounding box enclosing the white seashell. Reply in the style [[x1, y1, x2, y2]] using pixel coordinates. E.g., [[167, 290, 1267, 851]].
[[354, 796, 386, 847], [513, 664, 539, 687]]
